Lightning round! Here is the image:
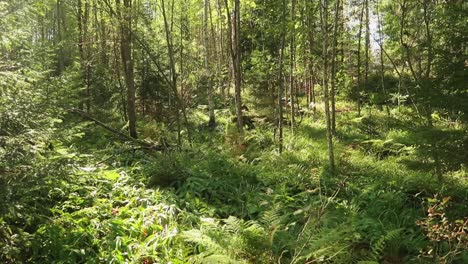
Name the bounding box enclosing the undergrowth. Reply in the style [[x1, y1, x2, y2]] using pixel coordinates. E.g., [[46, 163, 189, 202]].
[[1, 105, 467, 263]]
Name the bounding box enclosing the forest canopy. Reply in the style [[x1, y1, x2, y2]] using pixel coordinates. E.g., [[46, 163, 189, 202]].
[[0, 0, 467, 263]]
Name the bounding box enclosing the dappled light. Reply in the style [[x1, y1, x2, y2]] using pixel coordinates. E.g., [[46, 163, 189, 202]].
[[1, 0, 467, 263]]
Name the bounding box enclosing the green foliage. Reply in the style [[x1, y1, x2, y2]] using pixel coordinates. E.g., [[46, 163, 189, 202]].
[[181, 216, 272, 263], [2, 103, 467, 263], [29, 170, 183, 263], [1, 0, 467, 262]]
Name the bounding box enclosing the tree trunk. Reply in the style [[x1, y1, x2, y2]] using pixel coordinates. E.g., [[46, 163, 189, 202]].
[[204, 0, 216, 128], [356, 1, 365, 116], [278, 0, 287, 154], [233, 0, 243, 133], [224, 0, 243, 133], [422, 0, 433, 126], [321, 0, 335, 171], [56, 0, 64, 74], [84, 1, 91, 113], [364, 0, 370, 113], [117, 0, 137, 138], [330, 0, 340, 135], [306, 0, 316, 116], [162, 0, 183, 144], [215, 0, 226, 104], [289, 0, 296, 133], [98, 1, 109, 66], [376, 0, 390, 116], [77, 0, 85, 110]]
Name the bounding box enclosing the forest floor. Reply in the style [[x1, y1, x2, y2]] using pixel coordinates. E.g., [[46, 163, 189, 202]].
[[1, 104, 467, 263]]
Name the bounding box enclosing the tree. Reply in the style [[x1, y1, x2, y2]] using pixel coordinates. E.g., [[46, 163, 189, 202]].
[[289, 0, 296, 133], [356, 0, 364, 116], [278, 0, 287, 154], [77, 0, 91, 112], [330, 0, 341, 135], [204, 0, 216, 128], [320, 0, 335, 171], [305, 0, 317, 116], [364, 0, 370, 114], [224, 0, 243, 133], [161, 0, 182, 143], [116, 0, 137, 138]]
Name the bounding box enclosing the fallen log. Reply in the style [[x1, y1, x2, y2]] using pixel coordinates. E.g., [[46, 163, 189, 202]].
[[69, 108, 167, 151]]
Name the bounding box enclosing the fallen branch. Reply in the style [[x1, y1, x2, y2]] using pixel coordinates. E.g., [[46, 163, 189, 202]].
[[69, 108, 167, 151]]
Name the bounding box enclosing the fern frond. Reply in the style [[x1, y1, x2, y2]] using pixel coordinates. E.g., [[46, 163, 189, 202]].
[[260, 207, 284, 245], [369, 228, 403, 261], [203, 254, 242, 264], [223, 216, 244, 234], [180, 229, 225, 253]]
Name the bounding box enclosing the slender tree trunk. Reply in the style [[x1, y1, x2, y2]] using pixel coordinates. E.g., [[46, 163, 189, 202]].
[[179, 0, 194, 145], [99, 2, 108, 66], [376, 0, 390, 116], [356, 1, 365, 116], [204, 0, 216, 128], [290, 0, 296, 133], [278, 0, 287, 154], [179, 1, 187, 146], [56, 0, 64, 74], [321, 0, 335, 171], [364, 0, 370, 112], [76, 0, 91, 112], [113, 33, 128, 122], [84, 1, 91, 113], [422, 0, 433, 126], [77, 0, 85, 110], [306, 0, 316, 115], [398, 0, 424, 122], [233, 0, 243, 133], [330, 0, 340, 135], [162, 0, 183, 144], [216, 0, 227, 103], [224, 0, 243, 133], [117, 0, 137, 138]]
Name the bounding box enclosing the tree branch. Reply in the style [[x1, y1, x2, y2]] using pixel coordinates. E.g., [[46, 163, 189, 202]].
[[69, 108, 167, 151]]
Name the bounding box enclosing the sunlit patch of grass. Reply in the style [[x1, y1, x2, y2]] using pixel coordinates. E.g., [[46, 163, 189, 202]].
[[3, 103, 467, 263]]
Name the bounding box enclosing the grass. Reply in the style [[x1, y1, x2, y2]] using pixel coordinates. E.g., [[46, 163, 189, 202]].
[[1, 104, 467, 263]]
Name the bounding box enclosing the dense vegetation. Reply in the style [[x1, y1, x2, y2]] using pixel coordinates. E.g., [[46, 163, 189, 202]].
[[1, 0, 467, 263]]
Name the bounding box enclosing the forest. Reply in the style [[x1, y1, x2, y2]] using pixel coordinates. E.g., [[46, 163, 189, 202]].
[[0, 0, 467, 263]]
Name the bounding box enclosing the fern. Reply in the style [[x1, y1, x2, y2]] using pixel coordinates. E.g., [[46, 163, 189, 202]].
[[367, 228, 403, 262], [203, 254, 243, 264], [259, 206, 285, 247], [180, 215, 274, 263], [223, 216, 244, 234], [180, 229, 225, 253]]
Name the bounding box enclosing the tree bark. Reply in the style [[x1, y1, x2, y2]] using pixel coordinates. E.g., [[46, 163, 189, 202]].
[[330, 0, 340, 135], [56, 0, 64, 74], [224, 0, 243, 133], [376, 0, 390, 115], [306, 0, 316, 116], [289, 0, 296, 133], [77, 0, 85, 111], [233, 0, 243, 133], [162, 0, 183, 144], [116, 0, 137, 138], [204, 0, 216, 128], [356, 1, 365, 116], [321, 0, 335, 171], [278, 0, 287, 154], [364, 0, 370, 113]]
